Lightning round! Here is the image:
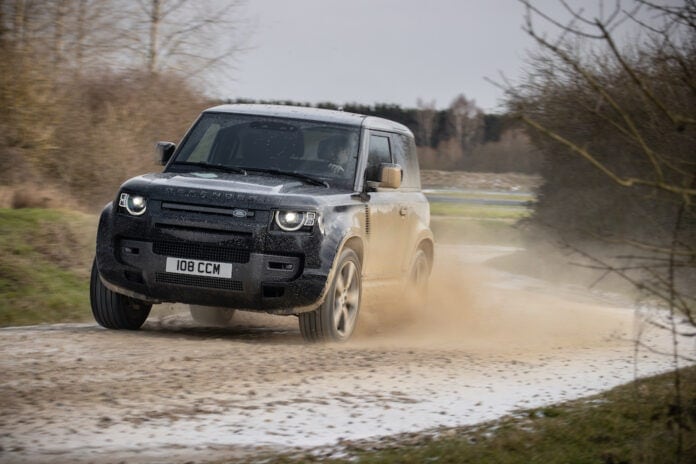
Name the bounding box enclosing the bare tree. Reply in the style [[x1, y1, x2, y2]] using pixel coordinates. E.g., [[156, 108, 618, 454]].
[[70, 0, 127, 72], [504, 0, 695, 459], [0, 0, 248, 81], [448, 94, 485, 157], [415, 98, 437, 147], [124, 0, 248, 83], [0, 0, 229, 198]]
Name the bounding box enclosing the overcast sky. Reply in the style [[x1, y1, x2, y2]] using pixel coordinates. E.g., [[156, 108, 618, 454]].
[[224, 0, 579, 112]]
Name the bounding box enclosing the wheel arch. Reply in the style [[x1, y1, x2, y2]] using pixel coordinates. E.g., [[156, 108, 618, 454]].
[[418, 237, 434, 268], [341, 236, 364, 266]]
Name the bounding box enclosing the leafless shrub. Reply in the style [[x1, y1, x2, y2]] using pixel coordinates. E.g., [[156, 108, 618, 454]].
[[41, 71, 208, 208], [467, 129, 542, 173], [0, 0, 246, 209], [10, 187, 51, 209], [504, 1, 695, 458]]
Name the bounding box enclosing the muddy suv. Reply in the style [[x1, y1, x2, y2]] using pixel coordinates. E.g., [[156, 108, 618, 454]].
[[91, 104, 433, 341]]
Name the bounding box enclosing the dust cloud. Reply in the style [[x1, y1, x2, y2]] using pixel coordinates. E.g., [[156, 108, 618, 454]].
[[354, 244, 635, 355], [149, 243, 638, 355]]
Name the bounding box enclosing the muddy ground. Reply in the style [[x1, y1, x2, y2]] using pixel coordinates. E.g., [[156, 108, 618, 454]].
[[1, 243, 691, 464]]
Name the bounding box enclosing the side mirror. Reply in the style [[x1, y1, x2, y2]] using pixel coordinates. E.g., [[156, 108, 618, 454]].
[[156, 141, 176, 166], [379, 163, 402, 189]]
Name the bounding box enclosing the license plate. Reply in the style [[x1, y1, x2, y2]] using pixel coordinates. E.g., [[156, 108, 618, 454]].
[[165, 257, 232, 278]]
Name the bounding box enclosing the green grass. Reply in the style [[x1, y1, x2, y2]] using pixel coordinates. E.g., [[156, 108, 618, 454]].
[[426, 190, 535, 202], [426, 187, 534, 220], [426, 189, 531, 246], [429, 201, 532, 220], [0, 208, 97, 326], [261, 367, 696, 464]]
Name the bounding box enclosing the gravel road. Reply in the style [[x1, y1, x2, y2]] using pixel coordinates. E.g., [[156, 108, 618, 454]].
[[1, 244, 692, 463]]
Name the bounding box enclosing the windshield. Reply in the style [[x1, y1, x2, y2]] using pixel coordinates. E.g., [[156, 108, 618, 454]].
[[169, 112, 361, 189]]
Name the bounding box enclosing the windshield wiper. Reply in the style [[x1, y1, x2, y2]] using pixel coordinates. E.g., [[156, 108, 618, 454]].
[[240, 167, 329, 188], [170, 162, 247, 175]]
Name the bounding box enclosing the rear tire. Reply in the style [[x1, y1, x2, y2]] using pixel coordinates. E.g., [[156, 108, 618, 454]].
[[299, 248, 361, 342], [90, 259, 151, 330], [189, 305, 236, 326], [406, 248, 431, 312]]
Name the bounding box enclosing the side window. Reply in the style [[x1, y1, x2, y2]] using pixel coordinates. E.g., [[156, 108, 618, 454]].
[[365, 134, 392, 181], [391, 134, 420, 189]]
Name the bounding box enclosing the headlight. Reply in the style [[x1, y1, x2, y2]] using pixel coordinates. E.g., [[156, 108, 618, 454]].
[[119, 193, 147, 216], [274, 211, 316, 231]]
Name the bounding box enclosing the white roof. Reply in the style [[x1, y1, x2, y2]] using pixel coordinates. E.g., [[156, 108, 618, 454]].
[[205, 104, 412, 135]]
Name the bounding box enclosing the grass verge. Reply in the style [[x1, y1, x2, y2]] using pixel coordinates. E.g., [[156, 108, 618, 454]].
[[263, 366, 696, 463], [425, 190, 535, 202], [429, 202, 531, 220], [0, 208, 97, 326], [427, 189, 531, 246]]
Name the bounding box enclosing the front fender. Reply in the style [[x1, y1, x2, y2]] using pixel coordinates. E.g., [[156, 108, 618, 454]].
[[300, 204, 367, 307], [95, 202, 115, 271]]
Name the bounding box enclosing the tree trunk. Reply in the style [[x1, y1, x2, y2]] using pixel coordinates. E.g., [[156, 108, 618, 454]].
[[148, 0, 160, 74], [13, 0, 26, 46], [74, 0, 87, 72], [53, 0, 69, 66]]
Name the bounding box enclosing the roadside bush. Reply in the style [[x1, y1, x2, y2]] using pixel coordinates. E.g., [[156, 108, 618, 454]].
[[508, 6, 695, 449], [44, 72, 208, 208], [1, 62, 208, 209], [514, 46, 695, 242]]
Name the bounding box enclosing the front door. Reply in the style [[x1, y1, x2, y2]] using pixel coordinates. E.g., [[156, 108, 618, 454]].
[[362, 132, 408, 281]]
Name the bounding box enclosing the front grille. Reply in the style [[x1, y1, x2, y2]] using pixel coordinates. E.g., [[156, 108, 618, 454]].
[[161, 202, 256, 219], [153, 241, 250, 263], [154, 223, 252, 243], [155, 272, 243, 291]]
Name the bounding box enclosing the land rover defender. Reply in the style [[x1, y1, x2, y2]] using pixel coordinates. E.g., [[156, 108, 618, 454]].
[[91, 104, 433, 341]]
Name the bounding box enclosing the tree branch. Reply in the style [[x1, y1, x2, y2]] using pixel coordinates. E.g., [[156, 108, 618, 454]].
[[519, 115, 696, 198], [597, 21, 696, 128]]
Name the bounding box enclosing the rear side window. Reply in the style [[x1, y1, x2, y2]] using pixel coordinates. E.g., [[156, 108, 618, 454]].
[[391, 134, 420, 189], [365, 134, 392, 181]]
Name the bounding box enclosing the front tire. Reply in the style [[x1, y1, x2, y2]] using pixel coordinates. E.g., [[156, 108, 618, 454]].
[[299, 248, 361, 342], [189, 305, 236, 326], [90, 259, 151, 330]]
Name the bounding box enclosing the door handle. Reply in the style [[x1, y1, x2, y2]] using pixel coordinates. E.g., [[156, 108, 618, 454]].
[[399, 206, 409, 216]]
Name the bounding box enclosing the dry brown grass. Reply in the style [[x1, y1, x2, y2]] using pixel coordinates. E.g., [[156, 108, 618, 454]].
[[0, 184, 81, 210]]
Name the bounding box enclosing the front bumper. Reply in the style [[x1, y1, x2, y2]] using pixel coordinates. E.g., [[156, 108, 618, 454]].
[[95, 201, 329, 314]]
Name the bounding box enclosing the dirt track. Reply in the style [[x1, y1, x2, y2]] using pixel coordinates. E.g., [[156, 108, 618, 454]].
[[0, 245, 690, 463]]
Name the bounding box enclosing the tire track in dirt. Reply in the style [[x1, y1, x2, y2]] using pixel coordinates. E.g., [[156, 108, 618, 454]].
[[0, 244, 692, 463]]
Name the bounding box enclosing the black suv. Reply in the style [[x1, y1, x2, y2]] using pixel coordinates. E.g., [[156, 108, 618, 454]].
[[91, 104, 433, 341]]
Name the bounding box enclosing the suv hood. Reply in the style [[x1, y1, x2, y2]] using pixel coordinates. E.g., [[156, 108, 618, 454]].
[[119, 172, 349, 209]]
